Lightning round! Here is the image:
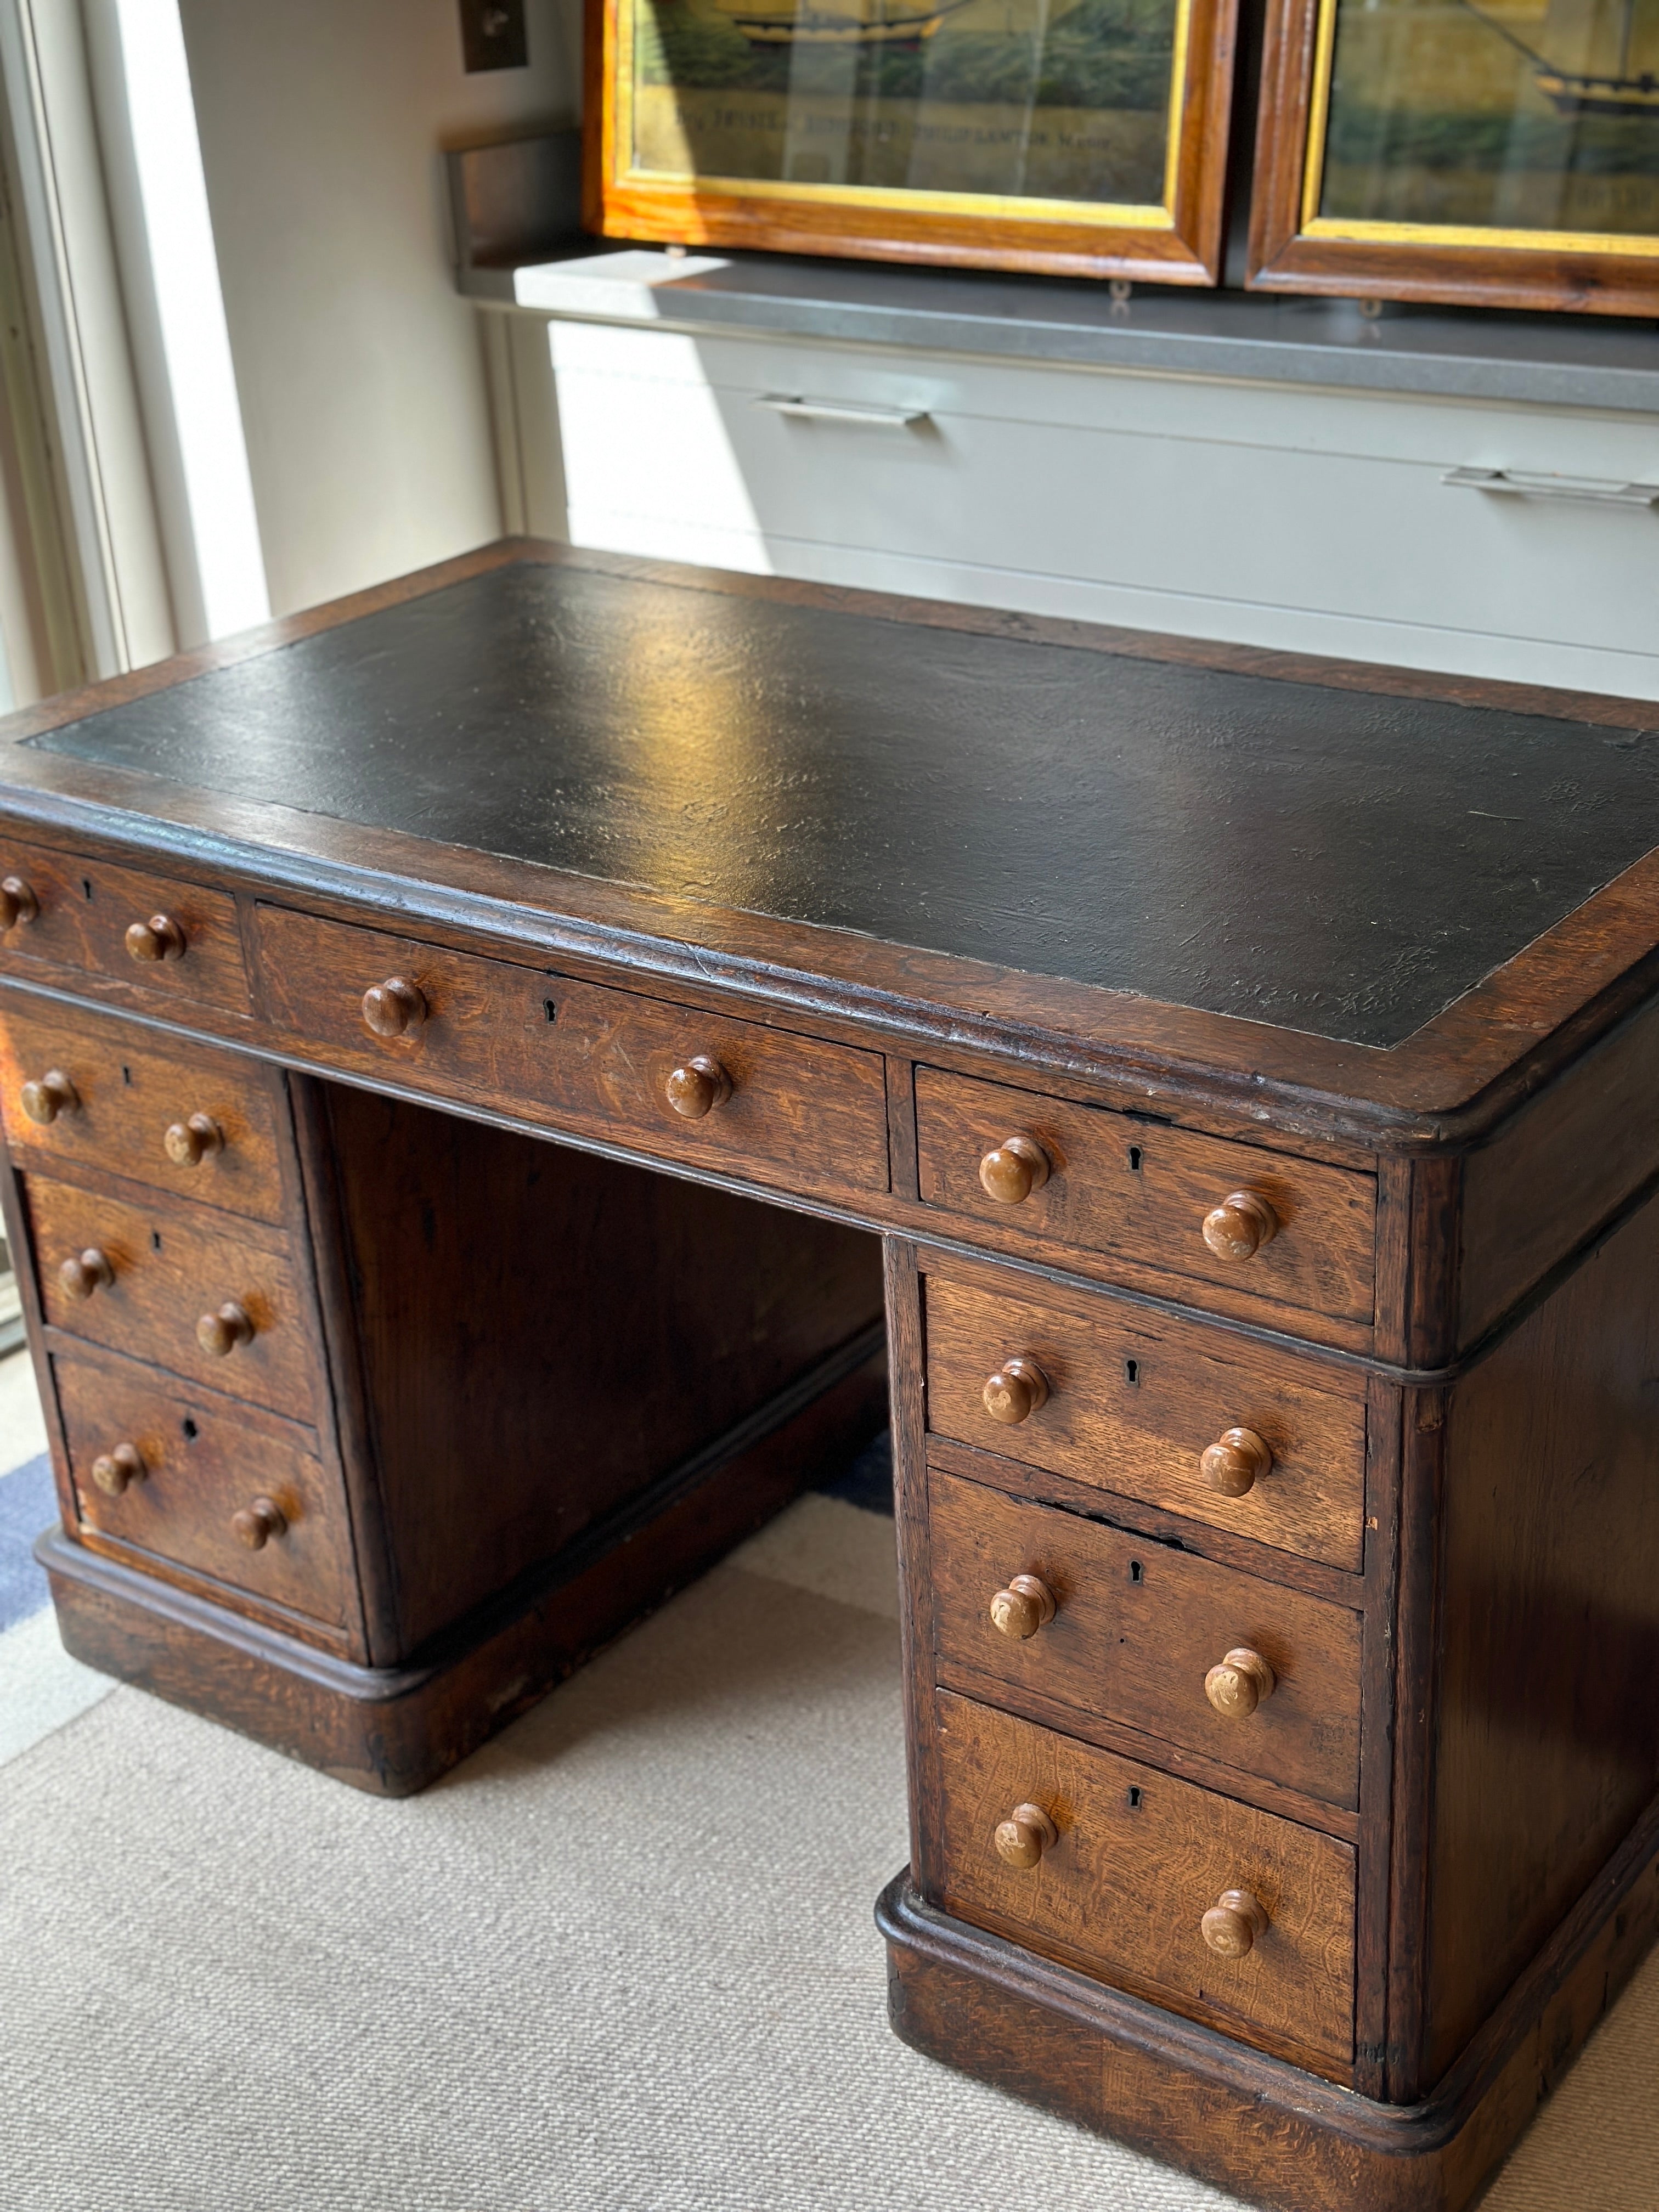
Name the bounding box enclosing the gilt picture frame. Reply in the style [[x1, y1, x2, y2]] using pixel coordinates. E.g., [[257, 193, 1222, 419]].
[[583, 0, 1240, 281], [1248, 0, 1659, 314]]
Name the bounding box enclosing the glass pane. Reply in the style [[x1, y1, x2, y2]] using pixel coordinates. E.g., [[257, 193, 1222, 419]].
[[629, 0, 1181, 209], [1319, 0, 1659, 237]]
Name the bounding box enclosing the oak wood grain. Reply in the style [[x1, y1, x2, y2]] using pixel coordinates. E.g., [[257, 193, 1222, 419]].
[[0, 833, 251, 1012], [26, 1172, 318, 1421], [923, 1267, 1367, 1570], [916, 1068, 1376, 1334], [1423, 1191, 1659, 2083], [0, 996, 286, 1221], [929, 1470, 1363, 1811], [932, 1689, 1357, 2075], [54, 1340, 356, 1638], [257, 904, 891, 1206]]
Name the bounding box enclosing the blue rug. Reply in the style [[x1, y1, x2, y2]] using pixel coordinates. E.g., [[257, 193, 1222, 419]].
[[818, 1427, 893, 1516], [0, 1454, 54, 1633]]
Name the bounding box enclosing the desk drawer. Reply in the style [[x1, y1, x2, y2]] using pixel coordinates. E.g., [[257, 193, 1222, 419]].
[[934, 1690, 1356, 2074], [930, 1472, 1361, 1811], [255, 906, 890, 1202], [54, 1344, 354, 1634], [923, 1270, 1367, 1570], [0, 997, 287, 1222], [916, 1069, 1375, 1327], [0, 835, 250, 1012], [27, 1175, 317, 1420]]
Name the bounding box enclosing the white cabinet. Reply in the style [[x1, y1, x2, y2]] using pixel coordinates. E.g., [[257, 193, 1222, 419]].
[[490, 309, 1659, 698]]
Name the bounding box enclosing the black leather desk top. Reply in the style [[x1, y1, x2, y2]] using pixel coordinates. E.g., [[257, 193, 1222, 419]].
[[27, 561, 1659, 1052]]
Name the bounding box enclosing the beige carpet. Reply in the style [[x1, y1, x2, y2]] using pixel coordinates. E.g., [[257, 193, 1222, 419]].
[[1, 1498, 1656, 2212]]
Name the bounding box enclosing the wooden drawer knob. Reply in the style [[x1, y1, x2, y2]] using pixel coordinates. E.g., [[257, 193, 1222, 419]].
[[164, 1113, 224, 1166], [362, 977, 427, 1039], [125, 913, 187, 963], [197, 1300, 255, 1356], [1205, 1647, 1277, 1719], [981, 1355, 1049, 1425], [59, 1247, 114, 1300], [91, 1442, 145, 1496], [1200, 1426, 1273, 1497], [20, 1069, 79, 1124], [232, 1495, 286, 1549], [0, 874, 39, 929], [979, 1135, 1051, 1205], [1201, 1190, 1278, 1261], [1201, 1888, 1269, 1958], [993, 1802, 1058, 1870], [665, 1056, 732, 1119], [989, 1573, 1056, 1641]]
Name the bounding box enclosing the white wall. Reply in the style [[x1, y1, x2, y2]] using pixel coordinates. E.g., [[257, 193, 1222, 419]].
[[177, 0, 581, 620]]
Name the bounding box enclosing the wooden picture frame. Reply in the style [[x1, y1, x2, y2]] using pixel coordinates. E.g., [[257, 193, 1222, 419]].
[[583, 0, 1240, 283], [1248, 0, 1659, 315]]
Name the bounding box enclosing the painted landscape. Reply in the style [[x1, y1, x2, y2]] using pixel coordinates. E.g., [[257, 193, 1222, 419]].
[[1321, 0, 1659, 235], [630, 0, 1180, 208]]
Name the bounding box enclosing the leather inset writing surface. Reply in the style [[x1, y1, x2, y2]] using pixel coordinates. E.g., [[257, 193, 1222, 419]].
[[28, 561, 1659, 1050]]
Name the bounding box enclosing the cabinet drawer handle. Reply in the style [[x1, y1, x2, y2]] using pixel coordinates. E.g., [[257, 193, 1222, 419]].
[[1201, 1888, 1269, 1958], [981, 1356, 1049, 1425], [59, 1247, 114, 1300], [993, 1802, 1058, 1870], [91, 1441, 145, 1496], [1205, 1647, 1277, 1719], [1200, 1426, 1272, 1497], [755, 393, 929, 428], [989, 1573, 1056, 1641], [0, 875, 39, 928], [198, 1300, 255, 1356], [1442, 465, 1659, 509], [362, 977, 427, 1039], [232, 1495, 287, 1550], [1201, 1189, 1278, 1260], [20, 1069, 79, 1124], [979, 1135, 1051, 1205], [665, 1054, 732, 1119], [164, 1114, 224, 1166], [125, 913, 188, 963]]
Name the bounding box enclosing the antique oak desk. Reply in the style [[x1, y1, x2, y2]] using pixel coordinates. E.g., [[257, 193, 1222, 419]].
[[3, 543, 1658, 2212]]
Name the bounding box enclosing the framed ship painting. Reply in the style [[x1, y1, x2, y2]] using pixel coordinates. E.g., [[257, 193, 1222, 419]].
[[1249, 0, 1659, 312], [583, 0, 1240, 280]]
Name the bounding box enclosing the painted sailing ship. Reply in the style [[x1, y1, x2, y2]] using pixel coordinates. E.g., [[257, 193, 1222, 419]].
[[711, 0, 975, 46], [1459, 0, 1659, 116]]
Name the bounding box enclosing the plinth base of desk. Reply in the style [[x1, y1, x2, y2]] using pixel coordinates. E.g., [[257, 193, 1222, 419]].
[[877, 1831, 1659, 2212], [38, 1347, 885, 1795]]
